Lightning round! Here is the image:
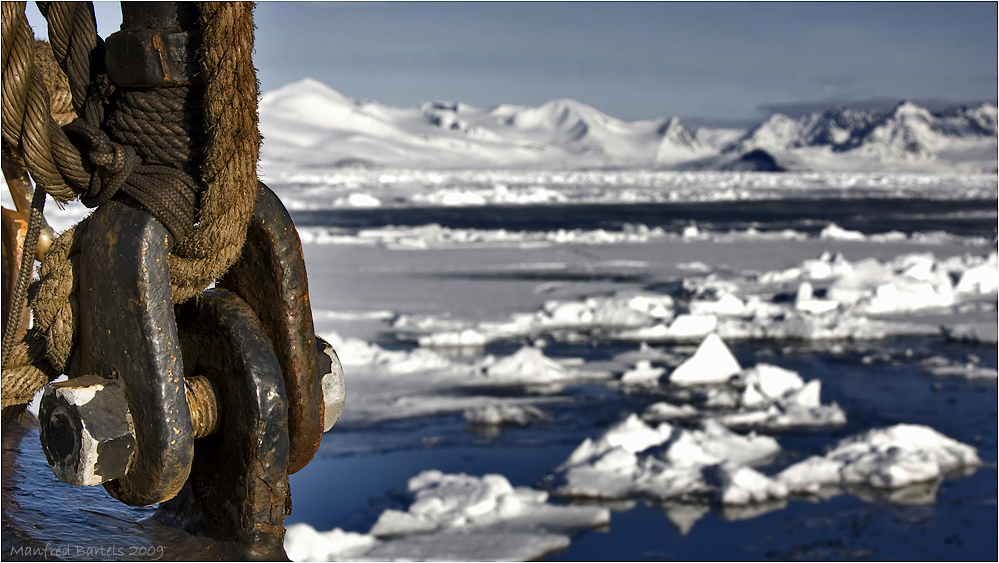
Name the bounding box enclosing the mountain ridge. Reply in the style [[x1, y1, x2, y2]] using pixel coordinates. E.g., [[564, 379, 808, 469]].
[[259, 78, 997, 173]]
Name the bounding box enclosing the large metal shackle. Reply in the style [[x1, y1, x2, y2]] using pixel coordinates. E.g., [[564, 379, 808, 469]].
[[37, 182, 343, 494]]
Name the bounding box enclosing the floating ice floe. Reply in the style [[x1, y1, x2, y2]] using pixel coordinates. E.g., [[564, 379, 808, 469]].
[[636, 335, 846, 431], [265, 169, 997, 211], [480, 346, 576, 384], [295, 217, 990, 250], [410, 249, 996, 347], [620, 360, 666, 385], [762, 250, 998, 316], [299, 223, 673, 249], [707, 364, 847, 430], [667, 333, 742, 386], [777, 424, 981, 493], [323, 331, 455, 375], [548, 414, 981, 513], [285, 470, 610, 562], [919, 355, 999, 379], [547, 414, 783, 504], [464, 404, 549, 426]]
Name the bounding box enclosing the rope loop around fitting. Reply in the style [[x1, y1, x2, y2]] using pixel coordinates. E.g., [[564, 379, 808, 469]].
[[1, 2, 260, 409]]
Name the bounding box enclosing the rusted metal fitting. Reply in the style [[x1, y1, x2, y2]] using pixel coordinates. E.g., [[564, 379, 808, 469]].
[[39, 374, 220, 487], [317, 336, 346, 432], [38, 331, 344, 489], [104, 2, 202, 87]]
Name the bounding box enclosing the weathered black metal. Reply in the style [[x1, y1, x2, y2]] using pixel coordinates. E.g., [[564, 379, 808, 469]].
[[29, 3, 330, 558], [105, 2, 202, 87], [161, 288, 291, 560], [75, 200, 194, 506], [39, 374, 136, 486], [219, 182, 324, 474]]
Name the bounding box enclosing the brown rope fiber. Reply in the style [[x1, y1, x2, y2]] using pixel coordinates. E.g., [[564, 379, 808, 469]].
[[1, 2, 260, 408]]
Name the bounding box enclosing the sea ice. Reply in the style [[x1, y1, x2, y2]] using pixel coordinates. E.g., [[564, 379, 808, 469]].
[[480, 346, 568, 383], [668, 333, 742, 386], [777, 424, 982, 493], [641, 346, 846, 431], [620, 360, 667, 385], [919, 355, 999, 379], [464, 404, 549, 426], [820, 223, 867, 241], [548, 414, 783, 504], [285, 470, 610, 562], [285, 525, 377, 562], [641, 401, 699, 422]]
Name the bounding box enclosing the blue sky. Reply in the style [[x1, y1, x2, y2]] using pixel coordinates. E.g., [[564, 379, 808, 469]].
[[26, 1, 998, 125]]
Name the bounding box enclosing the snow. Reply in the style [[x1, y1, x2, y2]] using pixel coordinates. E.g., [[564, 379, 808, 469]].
[[259, 79, 998, 172], [285, 470, 610, 561], [777, 424, 982, 493]]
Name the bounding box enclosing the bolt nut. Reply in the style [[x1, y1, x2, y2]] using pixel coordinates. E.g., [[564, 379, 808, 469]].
[[39, 374, 134, 486], [316, 336, 345, 432]]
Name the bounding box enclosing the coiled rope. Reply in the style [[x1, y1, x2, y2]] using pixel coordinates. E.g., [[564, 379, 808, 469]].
[[1, 1, 260, 409]]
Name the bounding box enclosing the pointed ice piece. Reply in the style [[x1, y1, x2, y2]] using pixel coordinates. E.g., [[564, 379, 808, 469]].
[[669, 333, 742, 386], [620, 360, 666, 384]]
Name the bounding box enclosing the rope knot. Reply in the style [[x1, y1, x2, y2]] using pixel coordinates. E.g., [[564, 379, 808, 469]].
[[64, 118, 139, 208], [63, 117, 197, 242]]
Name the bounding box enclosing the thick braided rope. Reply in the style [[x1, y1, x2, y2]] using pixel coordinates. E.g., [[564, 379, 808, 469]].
[[1, 1, 88, 202], [1, 2, 260, 408], [36, 1, 98, 116], [33, 40, 76, 126], [169, 1, 260, 303], [0, 183, 45, 365]]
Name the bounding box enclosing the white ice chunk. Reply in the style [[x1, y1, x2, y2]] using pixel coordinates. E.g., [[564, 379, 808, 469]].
[[669, 333, 742, 386], [689, 293, 746, 317], [285, 524, 378, 562], [483, 346, 573, 383], [711, 464, 789, 505], [820, 223, 866, 241], [551, 416, 781, 504], [778, 424, 981, 493], [288, 470, 609, 562], [620, 360, 666, 384], [419, 328, 488, 347], [663, 314, 719, 340], [642, 401, 700, 422], [742, 363, 804, 400], [954, 253, 999, 294], [464, 404, 548, 426]]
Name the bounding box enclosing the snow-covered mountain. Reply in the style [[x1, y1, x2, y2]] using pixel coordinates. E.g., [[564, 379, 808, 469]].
[[258, 78, 997, 173]]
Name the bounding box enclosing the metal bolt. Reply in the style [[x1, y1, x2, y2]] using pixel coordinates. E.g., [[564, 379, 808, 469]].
[[40, 374, 220, 486], [316, 336, 345, 433], [40, 336, 344, 487], [39, 374, 136, 486]]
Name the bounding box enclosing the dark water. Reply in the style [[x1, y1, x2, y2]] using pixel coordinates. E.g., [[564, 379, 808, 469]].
[[289, 337, 998, 561], [291, 198, 998, 237]]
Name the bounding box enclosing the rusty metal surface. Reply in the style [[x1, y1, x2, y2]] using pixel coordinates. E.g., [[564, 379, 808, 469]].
[[165, 288, 290, 560], [1, 208, 30, 343], [76, 201, 194, 506], [219, 182, 323, 475], [105, 3, 201, 87]]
